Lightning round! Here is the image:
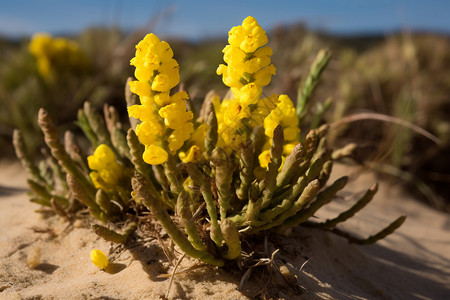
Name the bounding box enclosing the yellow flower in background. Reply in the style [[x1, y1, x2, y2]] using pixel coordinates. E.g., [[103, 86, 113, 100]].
[[29, 33, 88, 81], [257, 149, 287, 170], [258, 149, 272, 169], [90, 249, 109, 269], [128, 33, 194, 165], [87, 144, 123, 190]]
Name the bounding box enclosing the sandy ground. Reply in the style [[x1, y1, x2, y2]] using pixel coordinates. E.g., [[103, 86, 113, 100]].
[[0, 161, 449, 299]]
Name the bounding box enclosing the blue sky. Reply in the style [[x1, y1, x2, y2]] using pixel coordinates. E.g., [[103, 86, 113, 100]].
[[0, 0, 449, 39]]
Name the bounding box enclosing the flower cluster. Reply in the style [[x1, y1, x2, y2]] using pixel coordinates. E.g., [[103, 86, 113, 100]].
[[128, 33, 193, 165], [257, 95, 300, 168], [29, 33, 88, 80], [87, 144, 123, 190], [216, 16, 278, 150]]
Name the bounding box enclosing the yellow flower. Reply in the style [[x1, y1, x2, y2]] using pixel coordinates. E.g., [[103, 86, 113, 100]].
[[179, 145, 202, 163], [190, 124, 208, 150], [264, 95, 299, 142], [135, 120, 163, 145], [128, 81, 152, 98], [29, 33, 88, 80], [159, 101, 193, 130], [283, 143, 298, 156], [143, 144, 168, 165], [238, 83, 262, 106], [228, 16, 268, 53], [258, 149, 271, 169], [154, 92, 171, 106], [87, 144, 123, 190], [167, 126, 194, 152], [90, 249, 109, 269], [258, 148, 286, 170]]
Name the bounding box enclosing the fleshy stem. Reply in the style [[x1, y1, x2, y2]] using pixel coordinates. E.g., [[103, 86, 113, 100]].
[[176, 190, 208, 251], [210, 148, 234, 220], [13, 130, 48, 187], [276, 143, 304, 188], [38, 108, 96, 199], [320, 183, 378, 229], [261, 125, 284, 209], [220, 219, 241, 260], [205, 102, 218, 157], [236, 140, 254, 201], [132, 172, 224, 266], [338, 215, 406, 245], [92, 222, 137, 244], [283, 176, 349, 227], [66, 173, 105, 223], [127, 129, 174, 209], [187, 163, 223, 246]]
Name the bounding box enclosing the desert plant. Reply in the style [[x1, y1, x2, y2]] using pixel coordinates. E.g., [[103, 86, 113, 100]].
[[14, 16, 405, 267]]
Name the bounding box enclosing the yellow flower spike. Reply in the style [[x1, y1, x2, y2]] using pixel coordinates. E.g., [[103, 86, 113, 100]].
[[216, 16, 279, 152], [159, 102, 193, 130], [90, 249, 109, 269], [129, 33, 194, 163], [170, 91, 189, 104]]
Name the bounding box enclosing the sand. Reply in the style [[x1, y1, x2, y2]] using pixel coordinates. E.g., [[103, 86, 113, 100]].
[[0, 161, 449, 299]]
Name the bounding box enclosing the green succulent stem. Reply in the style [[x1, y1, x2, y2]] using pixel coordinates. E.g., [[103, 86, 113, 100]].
[[210, 147, 234, 220], [249, 179, 320, 233], [261, 125, 284, 209], [187, 163, 223, 246], [296, 49, 332, 123], [283, 176, 349, 227], [176, 190, 208, 251], [236, 140, 254, 200], [205, 103, 218, 157], [38, 108, 96, 200], [13, 129, 48, 187], [220, 219, 241, 260], [92, 222, 137, 244], [320, 183, 378, 229], [132, 172, 224, 266], [276, 143, 304, 188]]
